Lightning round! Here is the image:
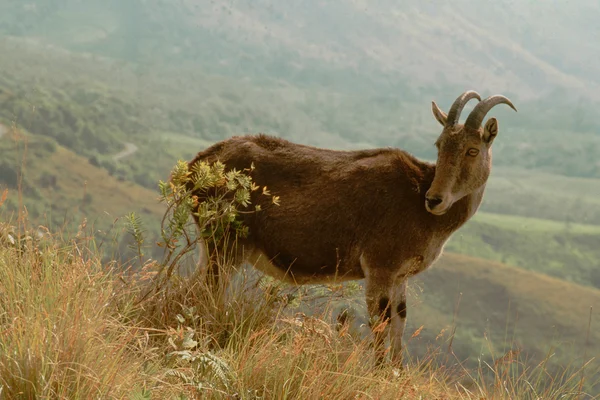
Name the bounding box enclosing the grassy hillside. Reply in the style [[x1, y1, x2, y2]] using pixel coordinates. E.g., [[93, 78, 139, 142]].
[[1, 212, 597, 398], [409, 253, 600, 383], [482, 167, 600, 224], [0, 127, 164, 246], [447, 212, 600, 289], [282, 250, 600, 395], [1, 122, 598, 396]]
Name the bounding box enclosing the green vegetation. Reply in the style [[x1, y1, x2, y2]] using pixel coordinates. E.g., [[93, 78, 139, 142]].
[[2, 35, 600, 188], [448, 212, 600, 289], [482, 166, 600, 225], [475, 212, 600, 234], [0, 81, 136, 156], [0, 128, 166, 259]]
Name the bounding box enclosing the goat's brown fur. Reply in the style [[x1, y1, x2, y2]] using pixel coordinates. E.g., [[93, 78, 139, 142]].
[[185, 90, 516, 366]]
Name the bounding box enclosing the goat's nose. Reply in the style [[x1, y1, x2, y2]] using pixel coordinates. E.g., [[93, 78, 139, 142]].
[[426, 196, 443, 209]]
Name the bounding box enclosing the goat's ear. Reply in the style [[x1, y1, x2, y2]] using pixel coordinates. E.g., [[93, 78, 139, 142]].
[[483, 117, 499, 145], [431, 101, 447, 126]]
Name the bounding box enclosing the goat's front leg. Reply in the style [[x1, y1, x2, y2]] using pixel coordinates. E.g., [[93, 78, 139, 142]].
[[390, 278, 407, 367], [364, 271, 393, 366]]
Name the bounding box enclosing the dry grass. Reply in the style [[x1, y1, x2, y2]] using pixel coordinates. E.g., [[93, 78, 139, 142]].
[[0, 205, 598, 399], [129, 260, 462, 399], [0, 220, 147, 398], [0, 210, 454, 399]]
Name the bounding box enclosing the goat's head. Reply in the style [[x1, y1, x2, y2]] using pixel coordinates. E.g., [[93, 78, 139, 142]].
[[425, 91, 517, 215]]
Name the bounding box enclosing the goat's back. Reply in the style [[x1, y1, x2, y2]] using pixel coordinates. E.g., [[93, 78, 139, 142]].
[[188, 134, 432, 280]]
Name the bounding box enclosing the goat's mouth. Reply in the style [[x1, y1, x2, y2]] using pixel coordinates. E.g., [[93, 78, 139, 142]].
[[427, 206, 449, 216], [425, 196, 451, 215]]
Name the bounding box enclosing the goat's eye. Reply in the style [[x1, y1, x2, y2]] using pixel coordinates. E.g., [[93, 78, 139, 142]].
[[467, 148, 479, 157]]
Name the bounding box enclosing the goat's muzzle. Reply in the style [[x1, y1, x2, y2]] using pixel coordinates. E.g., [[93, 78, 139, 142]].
[[425, 194, 448, 215]]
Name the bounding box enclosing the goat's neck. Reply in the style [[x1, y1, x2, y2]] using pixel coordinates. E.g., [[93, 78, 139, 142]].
[[440, 184, 486, 232]]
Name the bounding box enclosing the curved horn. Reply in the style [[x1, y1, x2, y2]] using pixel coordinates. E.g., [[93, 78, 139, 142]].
[[445, 90, 482, 127], [464, 95, 517, 130]]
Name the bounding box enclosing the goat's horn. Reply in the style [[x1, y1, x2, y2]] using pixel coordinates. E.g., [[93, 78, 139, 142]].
[[445, 90, 482, 127], [464, 95, 517, 130]]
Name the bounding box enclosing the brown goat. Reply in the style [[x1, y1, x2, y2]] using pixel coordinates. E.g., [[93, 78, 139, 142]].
[[185, 90, 516, 366]]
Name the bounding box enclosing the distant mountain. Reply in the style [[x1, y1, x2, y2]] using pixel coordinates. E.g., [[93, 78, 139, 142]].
[[2, 1, 600, 182], [179, 0, 600, 100], [2, 0, 599, 103]]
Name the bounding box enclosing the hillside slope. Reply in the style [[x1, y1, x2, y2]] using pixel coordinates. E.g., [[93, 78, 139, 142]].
[[448, 212, 600, 289], [408, 253, 600, 392], [0, 129, 164, 237]]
